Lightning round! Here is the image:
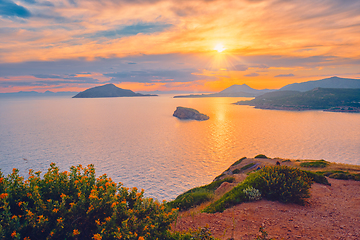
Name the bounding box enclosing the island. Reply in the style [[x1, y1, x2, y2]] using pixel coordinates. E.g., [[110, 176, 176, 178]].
[[234, 87, 360, 112], [72, 83, 157, 98], [173, 107, 209, 120]]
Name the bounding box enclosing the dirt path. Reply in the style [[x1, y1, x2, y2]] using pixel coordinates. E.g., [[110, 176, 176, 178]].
[[174, 178, 360, 239]]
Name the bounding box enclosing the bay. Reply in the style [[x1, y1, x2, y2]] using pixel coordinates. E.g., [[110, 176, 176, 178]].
[[1, 95, 359, 200]]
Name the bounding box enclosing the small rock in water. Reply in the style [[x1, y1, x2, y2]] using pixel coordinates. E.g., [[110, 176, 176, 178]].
[[173, 106, 209, 121]]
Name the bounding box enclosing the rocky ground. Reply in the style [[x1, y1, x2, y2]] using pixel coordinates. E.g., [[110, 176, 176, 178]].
[[173, 159, 360, 240]]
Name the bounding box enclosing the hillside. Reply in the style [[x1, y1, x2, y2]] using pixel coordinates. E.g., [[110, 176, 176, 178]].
[[280, 76, 360, 92], [172, 156, 360, 239], [73, 83, 157, 98], [235, 88, 360, 112]]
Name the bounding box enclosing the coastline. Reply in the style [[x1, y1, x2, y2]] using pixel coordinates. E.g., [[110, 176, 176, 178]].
[[235, 102, 360, 113]]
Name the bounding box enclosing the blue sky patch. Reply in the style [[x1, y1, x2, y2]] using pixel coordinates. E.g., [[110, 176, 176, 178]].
[[0, 0, 31, 18]]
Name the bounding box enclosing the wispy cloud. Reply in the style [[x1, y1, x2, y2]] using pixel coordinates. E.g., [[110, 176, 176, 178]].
[[275, 74, 295, 77], [1, 0, 360, 92], [81, 22, 173, 39], [244, 73, 259, 77]]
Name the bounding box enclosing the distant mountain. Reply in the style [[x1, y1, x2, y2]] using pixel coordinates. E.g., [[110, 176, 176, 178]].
[[219, 84, 272, 95], [0, 91, 77, 97], [72, 84, 157, 98], [173, 84, 275, 98], [280, 76, 360, 92], [235, 88, 360, 112]]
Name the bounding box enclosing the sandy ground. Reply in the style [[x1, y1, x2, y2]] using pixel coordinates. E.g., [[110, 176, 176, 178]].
[[173, 178, 360, 240]]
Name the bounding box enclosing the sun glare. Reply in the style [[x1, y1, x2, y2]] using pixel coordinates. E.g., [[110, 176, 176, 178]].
[[214, 43, 226, 53]]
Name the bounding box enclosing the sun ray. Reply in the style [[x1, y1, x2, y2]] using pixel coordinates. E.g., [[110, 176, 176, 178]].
[[214, 43, 226, 53]]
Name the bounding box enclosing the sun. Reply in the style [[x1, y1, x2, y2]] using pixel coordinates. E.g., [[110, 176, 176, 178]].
[[214, 43, 226, 53]]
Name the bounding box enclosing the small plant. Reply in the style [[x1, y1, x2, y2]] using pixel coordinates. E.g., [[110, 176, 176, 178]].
[[300, 160, 329, 168], [243, 186, 261, 201], [282, 159, 291, 163], [255, 226, 274, 240], [241, 163, 256, 171], [190, 226, 216, 240], [232, 169, 240, 174], [255, 154, 268, 159]]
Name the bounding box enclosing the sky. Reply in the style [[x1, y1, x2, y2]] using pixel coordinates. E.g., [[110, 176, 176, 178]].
[[1, 0, 360, 93]]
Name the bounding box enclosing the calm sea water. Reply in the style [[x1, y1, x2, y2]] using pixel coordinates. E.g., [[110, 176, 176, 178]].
[[1, 95, 360, 200]]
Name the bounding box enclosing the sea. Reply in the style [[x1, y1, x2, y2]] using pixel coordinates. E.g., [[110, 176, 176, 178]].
[[1, 94, 359, 200]]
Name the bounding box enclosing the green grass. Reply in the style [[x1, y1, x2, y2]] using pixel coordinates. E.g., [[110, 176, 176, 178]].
[[214, 173, 225, 181], [255, 154, 268, 159], [232, 169, 241, 174], [231, 157, 246, 166], [303, 170, 330, 185], [300, 160, 329, 168], [168, 177, 235, 211], [316, 170, 360, 181], [241, 163, 256, 171]]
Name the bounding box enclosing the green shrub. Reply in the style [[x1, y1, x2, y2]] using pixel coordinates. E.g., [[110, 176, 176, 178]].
[[353, 174, 360, 181], [168, 177, 234, 211], [204, 166, 313, 213], [282, 160, 291, 163], [241, 163, 256, 171], [254, 154, 268, 159], [300, 160, 329, 168], [232, 169, 240, 174], [250, 166, 312, 204], [231, 157, 246, 166], [0, 164, 180, 240], [328, 172, 350, 180]]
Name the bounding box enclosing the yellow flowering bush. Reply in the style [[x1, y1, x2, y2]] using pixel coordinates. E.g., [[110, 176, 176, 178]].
[[0, 163, 179, 240]]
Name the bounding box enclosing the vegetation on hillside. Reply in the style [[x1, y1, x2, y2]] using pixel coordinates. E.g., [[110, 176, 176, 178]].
[[235, 88, 360, 111], [300, 160, 329, 168], [204, 166, 328, 213], [167, 177, 235, 211]]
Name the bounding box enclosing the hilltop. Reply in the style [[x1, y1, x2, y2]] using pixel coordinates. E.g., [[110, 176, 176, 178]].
[[73, 83, 157, 98], [280, 76, 360, 92]]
